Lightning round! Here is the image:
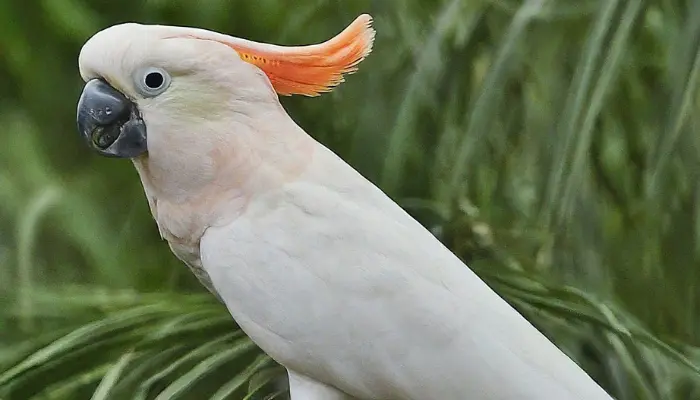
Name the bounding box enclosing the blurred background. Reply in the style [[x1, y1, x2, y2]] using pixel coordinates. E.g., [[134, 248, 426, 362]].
[[1, 0, 700, 398]]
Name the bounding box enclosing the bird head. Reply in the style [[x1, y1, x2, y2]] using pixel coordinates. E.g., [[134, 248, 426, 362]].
[[75, 15, 375, 209], [76, 15, 375, 159]]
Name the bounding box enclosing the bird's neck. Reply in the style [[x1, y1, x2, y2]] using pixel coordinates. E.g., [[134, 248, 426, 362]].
[[130, 108, 315, 246]]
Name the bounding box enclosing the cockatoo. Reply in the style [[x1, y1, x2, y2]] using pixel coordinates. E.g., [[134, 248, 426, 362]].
[[75, 14, 614, 400]]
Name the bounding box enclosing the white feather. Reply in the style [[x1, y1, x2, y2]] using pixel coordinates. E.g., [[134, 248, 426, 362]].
[[74, 19, 614, 400], [288, 371, 356, 400], [200, 143, 614, 400]]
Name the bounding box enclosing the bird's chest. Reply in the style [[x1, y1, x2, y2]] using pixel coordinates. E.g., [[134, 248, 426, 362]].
[[196, 192, 409, 386], [149, 196, 220, 295], [200, 213, 361, 383], [167, 239, 218, 297]]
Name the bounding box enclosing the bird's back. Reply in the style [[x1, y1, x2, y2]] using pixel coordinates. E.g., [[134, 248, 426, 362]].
[[200, 142, 613, 400]]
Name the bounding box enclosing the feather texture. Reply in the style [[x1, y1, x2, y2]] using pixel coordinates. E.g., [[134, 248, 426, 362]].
[[199, 143, 615, 400], [183, 14, 375, 96]]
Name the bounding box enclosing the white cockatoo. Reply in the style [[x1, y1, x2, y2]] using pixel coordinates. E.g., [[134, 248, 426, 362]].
[[75, 14, 614, 400]]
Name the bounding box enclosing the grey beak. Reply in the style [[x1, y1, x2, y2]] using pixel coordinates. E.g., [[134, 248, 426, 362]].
[[77, 79, 147, 158]]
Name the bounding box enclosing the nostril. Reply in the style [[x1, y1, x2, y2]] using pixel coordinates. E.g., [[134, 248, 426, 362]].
[[90, 104, 124, 125], [91, 94, 130, 126]]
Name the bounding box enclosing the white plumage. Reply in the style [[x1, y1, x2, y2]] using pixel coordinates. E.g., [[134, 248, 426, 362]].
[[201, 142, 613, 399], [75, 14, 614, 399]]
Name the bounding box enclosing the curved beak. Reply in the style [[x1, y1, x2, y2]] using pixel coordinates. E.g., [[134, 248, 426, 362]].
[[76, 79, 147, 158]]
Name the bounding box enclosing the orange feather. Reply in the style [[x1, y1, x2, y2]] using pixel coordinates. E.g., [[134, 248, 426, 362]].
[[223, 14, 375, 96]]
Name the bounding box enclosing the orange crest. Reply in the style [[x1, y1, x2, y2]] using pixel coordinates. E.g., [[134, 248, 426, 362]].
[[184, 14, 376, 97]]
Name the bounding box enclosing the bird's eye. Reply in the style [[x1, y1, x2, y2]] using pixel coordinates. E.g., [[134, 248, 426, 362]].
[[134, 67, 171, 97]]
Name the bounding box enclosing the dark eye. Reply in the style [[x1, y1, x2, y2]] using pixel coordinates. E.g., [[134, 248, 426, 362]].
[[144, 71, 164, 89], [135, 67, 171, 97]]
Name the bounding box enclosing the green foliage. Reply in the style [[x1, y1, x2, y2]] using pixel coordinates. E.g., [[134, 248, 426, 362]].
[[1, 0, 700, 398]]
